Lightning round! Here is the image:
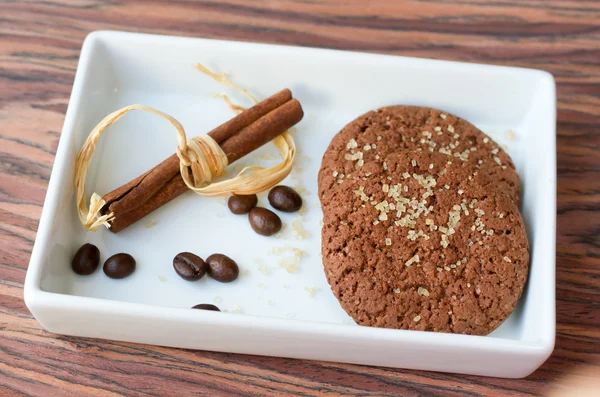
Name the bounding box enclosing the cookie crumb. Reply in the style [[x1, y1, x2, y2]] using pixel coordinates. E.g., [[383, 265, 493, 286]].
[[304, 287, 319, 298], [292, 220, 310, 240], [258, 264, 270, 275], [145, 220, 157, 228]]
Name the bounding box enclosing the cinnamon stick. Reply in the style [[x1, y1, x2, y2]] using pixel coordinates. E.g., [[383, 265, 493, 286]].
[[102, 89, 293, 215], [107, 174, 189, 233], [101, 90, 303, 233]]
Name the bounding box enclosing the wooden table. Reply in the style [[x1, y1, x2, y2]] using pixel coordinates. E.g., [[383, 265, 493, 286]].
[[1, 1, 598, 395]]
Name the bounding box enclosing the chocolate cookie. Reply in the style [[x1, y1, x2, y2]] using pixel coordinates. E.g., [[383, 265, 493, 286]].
[[321, 151, 529, 335], [318, 106, 520, 204]]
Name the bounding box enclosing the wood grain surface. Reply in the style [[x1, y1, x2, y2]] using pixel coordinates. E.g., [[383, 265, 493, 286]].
[[1, 0, 599, 396]]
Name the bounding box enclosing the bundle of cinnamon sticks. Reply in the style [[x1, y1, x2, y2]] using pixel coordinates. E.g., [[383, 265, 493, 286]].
[[100, 89, 303, 232]]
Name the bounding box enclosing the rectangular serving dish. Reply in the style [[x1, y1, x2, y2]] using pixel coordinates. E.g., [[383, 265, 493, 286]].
[[24, 31, 556, 378]]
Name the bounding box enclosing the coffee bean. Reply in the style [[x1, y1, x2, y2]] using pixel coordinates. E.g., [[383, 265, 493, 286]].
[[248, 207, 282, 236], [103, 253, 136, 279], [268, 185, 302, 212], [206, 254, 239, 282], [192, 303, 220, 311], [228, 194, 258, 214], [71, 243, 100, 275], [173, 252, 206, 281]]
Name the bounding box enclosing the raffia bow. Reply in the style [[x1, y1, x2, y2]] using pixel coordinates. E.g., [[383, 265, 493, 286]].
[[74, 64, 296, 231]]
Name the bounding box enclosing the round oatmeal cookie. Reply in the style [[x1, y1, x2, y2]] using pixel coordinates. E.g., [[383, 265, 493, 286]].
[[321, 151, 529, 335], [318, 105, 520, 204]]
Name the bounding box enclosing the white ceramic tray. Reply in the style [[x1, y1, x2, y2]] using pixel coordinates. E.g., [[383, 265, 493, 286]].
[[24, 31, 556, 378]]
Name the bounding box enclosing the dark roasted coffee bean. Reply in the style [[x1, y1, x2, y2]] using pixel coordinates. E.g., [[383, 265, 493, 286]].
[[268, 185, 302, 212], [248, 207, 282, 236], [173, 252, 206, 281], [228, 194, 258, 214], [192, 303, 221, 311], [206, 254, 239, 282], [103, 253, 136, 279], [71, 243, 100, 275]]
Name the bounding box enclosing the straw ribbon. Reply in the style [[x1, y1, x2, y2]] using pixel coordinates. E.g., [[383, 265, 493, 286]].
[[75, 71, 295, 231], [177, 134, 229, 188]]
